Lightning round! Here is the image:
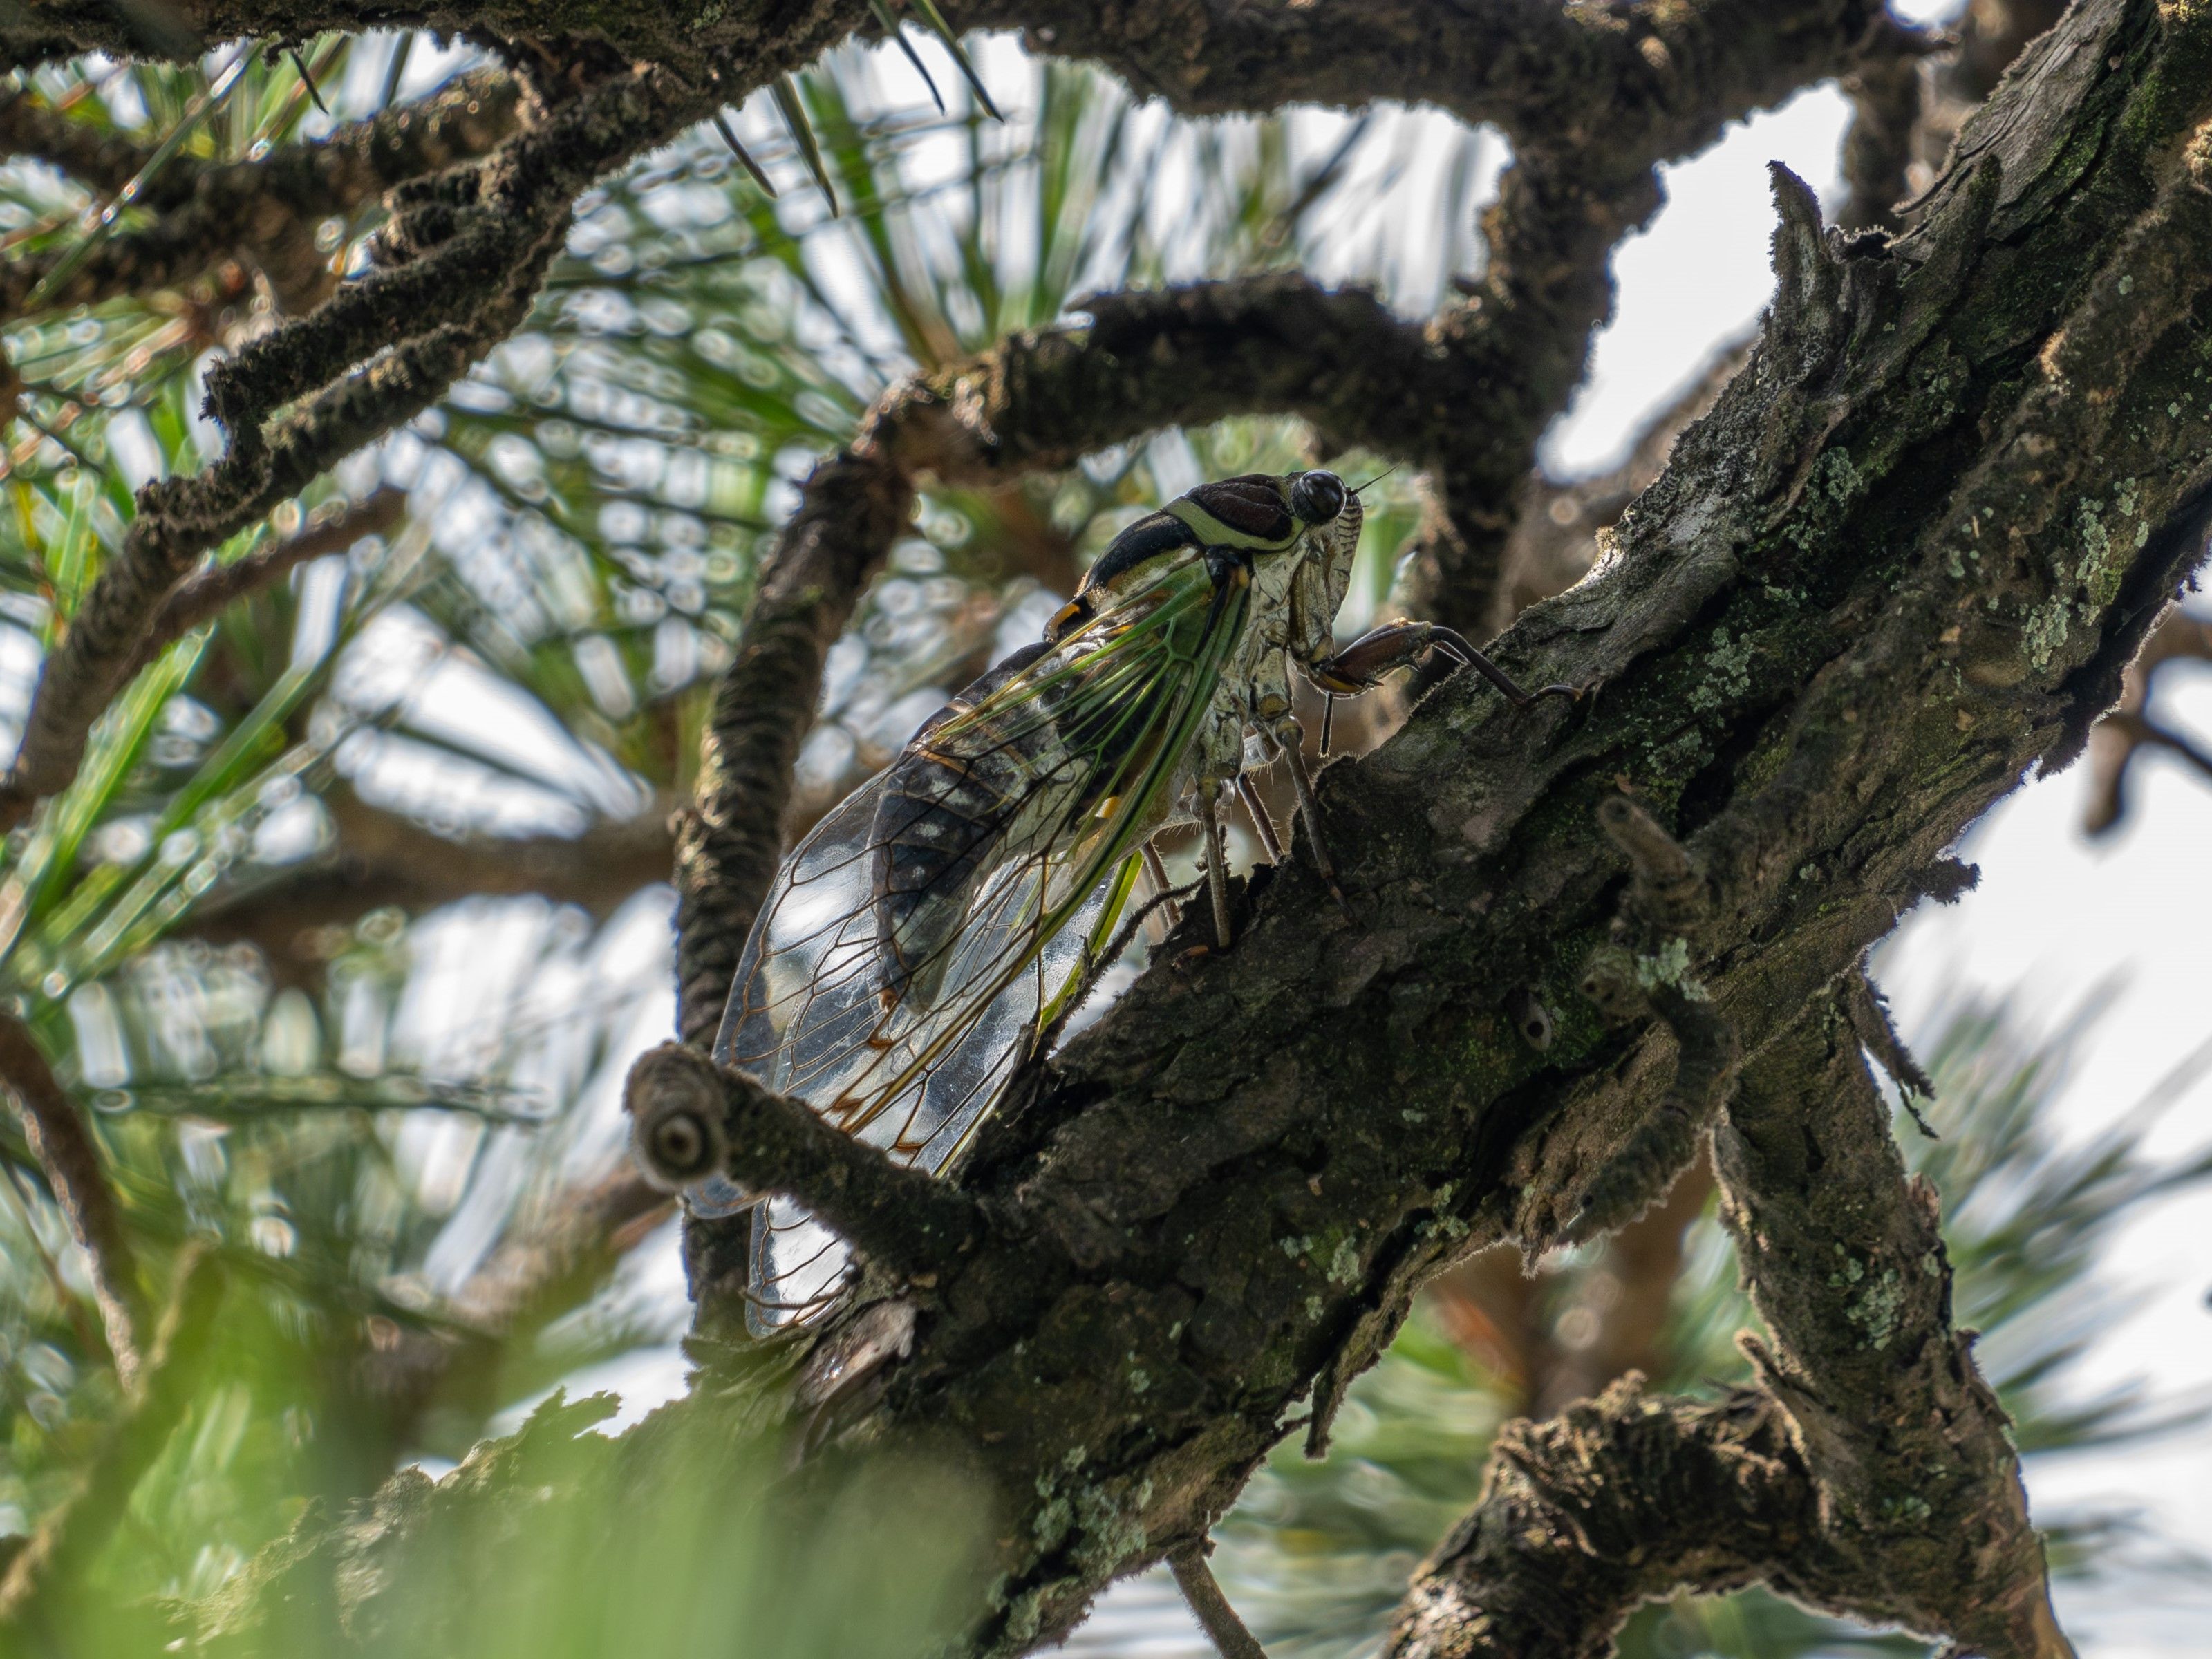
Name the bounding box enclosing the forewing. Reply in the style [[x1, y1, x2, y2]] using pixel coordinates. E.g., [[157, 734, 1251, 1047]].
[[710, 549, 1248, 1333]]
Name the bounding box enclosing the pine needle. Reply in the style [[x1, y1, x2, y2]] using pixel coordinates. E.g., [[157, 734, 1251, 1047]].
[[713, 111, 779, 198], [908, 0, 1002, 120], [872, 0, 946, 114], [378, 30, 414, 111], [771, 75, 839, 215], [288, 48, 329, 115]]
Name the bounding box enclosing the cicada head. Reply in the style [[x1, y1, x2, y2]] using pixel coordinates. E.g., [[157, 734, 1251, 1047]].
[[1289, 469, 1348, 526], [1285, 469, 1363, 618]]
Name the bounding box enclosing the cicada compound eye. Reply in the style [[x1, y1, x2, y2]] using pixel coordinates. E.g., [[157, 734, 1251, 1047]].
[[1291, 469, 1347, 525]]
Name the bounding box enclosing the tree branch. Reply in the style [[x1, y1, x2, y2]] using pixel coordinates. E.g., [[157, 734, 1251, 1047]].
[[124, 487, 405, 681], [625, 1042, 992, 1278], [178, 785, 677, 981], [0, 70, 525, 317], [1391, 998, 2071, 1659], [1837, 46, 1923, 234], [1391, 1377, 1808, 1659], [1721, 1010, 2066, 1653], [975, 0, 1900, 149], [1490, 345, 1747, 630], [0, 87, 164, 197], [0, 61, 713, 835], [2082, 607, 2212, 833], [0, 0, 871, 82], [1169, 1545, 1271, 1659], [0, 1013, 144, 1387]]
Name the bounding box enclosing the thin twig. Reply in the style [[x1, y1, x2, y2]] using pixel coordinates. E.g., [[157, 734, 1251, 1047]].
[[124, 488, 407, 679], [1170, 1544, 1270, 1659], [0, 1015, 142, 1387]]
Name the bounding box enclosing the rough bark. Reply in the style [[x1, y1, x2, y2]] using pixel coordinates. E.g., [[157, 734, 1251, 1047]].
[[1392, 1011, 2066, 1659], [0, 70, 523, 315], [182, 3, 2212, 1656]]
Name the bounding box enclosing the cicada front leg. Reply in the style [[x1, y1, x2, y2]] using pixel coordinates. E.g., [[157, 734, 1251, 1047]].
[[1308, 621, 1578, 710]]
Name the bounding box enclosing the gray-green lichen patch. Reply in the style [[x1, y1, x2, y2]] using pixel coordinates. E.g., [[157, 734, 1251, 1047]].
[[1634, 937, 1711, 1001], [1069, 1479, 1153, 1576], [1846, 1266, 1906, 1351], [1327, 1235, 1361, 1285], [1688, 626, 1757, 713], [2028, 480, 2152, 669], [1781, 447, 1866, 551]]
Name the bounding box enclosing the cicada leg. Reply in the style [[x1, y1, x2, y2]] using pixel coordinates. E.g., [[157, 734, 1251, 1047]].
[[1139, 842, 1178, 945], [1309, 621, 1578, 710], [1195, 785, 1235, 951], [1257, 722, 1350, 917], [1235, 772, 1286, 865]]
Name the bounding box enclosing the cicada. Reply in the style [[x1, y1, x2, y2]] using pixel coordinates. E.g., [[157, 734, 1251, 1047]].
[[702, 469, 1567, 1332]]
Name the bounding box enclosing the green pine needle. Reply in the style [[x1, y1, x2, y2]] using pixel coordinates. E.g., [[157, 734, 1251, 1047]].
[[771, 75, 839, 216], [870, 0, 946, 113], [713, 111, 779, 198], [908, 0, 1003, 121]]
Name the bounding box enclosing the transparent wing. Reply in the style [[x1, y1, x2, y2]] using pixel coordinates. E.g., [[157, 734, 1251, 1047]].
[[707, 550, 1247, 1333]]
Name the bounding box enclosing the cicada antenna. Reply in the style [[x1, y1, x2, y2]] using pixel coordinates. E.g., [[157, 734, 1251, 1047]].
[[1349, 463, 1402, 496]]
